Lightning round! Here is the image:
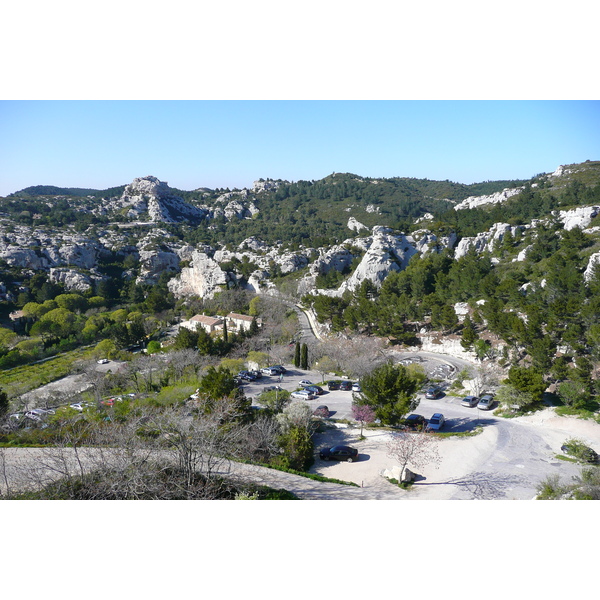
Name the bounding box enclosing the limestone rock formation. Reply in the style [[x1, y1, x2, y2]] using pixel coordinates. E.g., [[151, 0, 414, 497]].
[[556, 206, 600, 231], [49, 268, 96, 292], [347, 216, 368, 232], [167, 251, 231, 299], [337, 227, 418, 294], [137, 250, 180, 285], [453, 187, 522, 211], [584, 251, 600, 283], [120, 176, 207, 223], [454, 223, 524, 260]]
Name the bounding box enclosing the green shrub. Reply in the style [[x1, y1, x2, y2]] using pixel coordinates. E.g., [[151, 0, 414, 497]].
[[561, 438, 599, 463]]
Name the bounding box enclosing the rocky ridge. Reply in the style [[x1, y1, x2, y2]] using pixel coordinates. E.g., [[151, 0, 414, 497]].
[[2, 165, 599, 300]]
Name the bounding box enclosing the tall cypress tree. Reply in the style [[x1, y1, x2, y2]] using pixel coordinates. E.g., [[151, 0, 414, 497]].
[[301, 343, 308, 370], [294, 342, 301, 367], [0, 387, 8, 419]]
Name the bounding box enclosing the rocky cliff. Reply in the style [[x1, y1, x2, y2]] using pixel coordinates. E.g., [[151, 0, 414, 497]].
[[119, 176, 207, 223]]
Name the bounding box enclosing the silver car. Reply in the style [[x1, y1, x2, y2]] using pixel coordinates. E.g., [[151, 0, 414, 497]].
[[461, 395, 479, 407], [291, 390, 315, 400], [477, 394, 494, 410]]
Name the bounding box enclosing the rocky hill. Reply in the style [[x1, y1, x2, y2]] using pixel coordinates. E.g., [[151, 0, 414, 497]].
[[1, 162, 599, 304]]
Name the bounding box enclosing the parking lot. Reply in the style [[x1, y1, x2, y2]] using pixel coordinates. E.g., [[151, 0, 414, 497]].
[[240, 361, 600, 500]]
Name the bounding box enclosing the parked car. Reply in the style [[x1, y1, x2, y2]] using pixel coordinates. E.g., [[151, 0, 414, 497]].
[[299, 379, 313, 387], [271, 365, 287, 374], [425, 385, 443, 399], [97, 358, 109, 364], [261, 367, 279, 376], [249, 370, 262, 379], [352, 382, 362, 392], [319, 445, 359, 462], [426, 413, 446, 431], [461, 395, 479, 407], [327, 380, 341, 390], [25, 408, 55, 421], [313, 405, 330, 417], [477, 394, 494, 410], [291, 390, 316, 400], [339, 381, 353, 391], [237, 371, 251, 381], [305, 385, 324, 396], [403, 414, 428, 430]]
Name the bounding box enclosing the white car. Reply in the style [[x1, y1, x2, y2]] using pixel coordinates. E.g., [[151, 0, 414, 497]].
[[261, 367, 279, 376], [299, 379, 313, 387], [25, 408, 55, 421], [97, 358, 110, 364], [352, 383, 362, 392], [291, 390, 316, 400]]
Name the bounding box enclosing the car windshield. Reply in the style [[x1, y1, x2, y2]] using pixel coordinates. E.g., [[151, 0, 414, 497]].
[[430, 418, 439, 423]]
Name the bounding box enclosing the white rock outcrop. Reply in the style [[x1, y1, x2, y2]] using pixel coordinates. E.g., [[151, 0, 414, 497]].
[[556, 206, 600, 231], [337, 227, 417, 293], [167, 251, 231, 299], [454, 223, 523, 260], [120, 176, 207, 223], [309, 245, 356, 277], [49, 268, 95, 292], [454, 187, 522, 211], [137, 250, 180, 284], [347, 217, 368, 232], [584, 251, 600, 283]]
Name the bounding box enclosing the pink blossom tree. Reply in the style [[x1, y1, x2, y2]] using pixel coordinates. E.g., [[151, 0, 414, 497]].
[[352, 404, 376, 437]]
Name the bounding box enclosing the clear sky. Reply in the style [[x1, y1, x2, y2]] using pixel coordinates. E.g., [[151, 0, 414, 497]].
[[1, 100, 599, 196]]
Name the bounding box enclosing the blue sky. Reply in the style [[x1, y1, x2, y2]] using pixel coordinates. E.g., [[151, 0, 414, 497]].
[[1, 100, 599, 196]]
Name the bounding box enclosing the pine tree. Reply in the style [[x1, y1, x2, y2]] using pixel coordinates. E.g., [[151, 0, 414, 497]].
[[460, 315, 478, 350]]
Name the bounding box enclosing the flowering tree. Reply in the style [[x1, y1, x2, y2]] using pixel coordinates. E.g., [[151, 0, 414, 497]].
[[352, 403, 376, 436], [386, 431, 441, 483]]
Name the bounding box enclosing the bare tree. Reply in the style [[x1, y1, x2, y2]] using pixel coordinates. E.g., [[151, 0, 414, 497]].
[[236, 414, 281, 463], [75, 360, 112, 407], [321, 336, 388, 379], [164, 349, 206, 382], [468, 363, 503, 398], [387, 431, 442, 483]]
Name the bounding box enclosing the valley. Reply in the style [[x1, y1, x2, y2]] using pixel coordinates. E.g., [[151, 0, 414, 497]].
[[1, 160, 600, 500]]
